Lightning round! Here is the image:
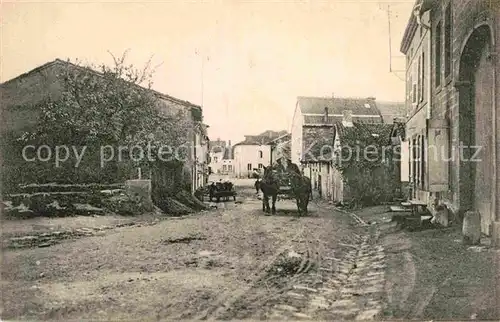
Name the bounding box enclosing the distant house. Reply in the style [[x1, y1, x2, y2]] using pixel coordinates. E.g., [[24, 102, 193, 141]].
[[233, 130, 287, 178], [291, 96, 387, 199], [331, 122, 395, 204], [220, 143, 234, 175], [208, 139, 227, 174], [291, 96, 383, 167]]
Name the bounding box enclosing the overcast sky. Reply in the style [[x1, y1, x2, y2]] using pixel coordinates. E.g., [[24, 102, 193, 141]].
[[1, 0, 413, 143]]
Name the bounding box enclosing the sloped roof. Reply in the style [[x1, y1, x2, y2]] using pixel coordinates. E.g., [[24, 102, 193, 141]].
[[375, 101, 406, 124], [334, 122, 394, 147], [297, 96, 382, 116], [234, 130, 288, 146], [301, 126, 336, 163], [303, 115, 383, 125], [257, 130, 288, 138], [0, 58, 202, 110], [269, 132, 291, 144]]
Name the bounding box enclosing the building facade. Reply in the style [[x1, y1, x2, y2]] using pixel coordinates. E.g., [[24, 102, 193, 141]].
[[232, 130, 286, 178], [0, 59, 209, 194], [400, 0, 500, 243], [208, 139, 234, 176], [291, 96, 403, 199]]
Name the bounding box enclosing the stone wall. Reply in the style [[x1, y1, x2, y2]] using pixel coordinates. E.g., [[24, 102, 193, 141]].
[[428, 1, 499, 232]]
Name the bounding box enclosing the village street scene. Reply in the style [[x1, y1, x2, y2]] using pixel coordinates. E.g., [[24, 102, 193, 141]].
[[1, 0, 499, 320]]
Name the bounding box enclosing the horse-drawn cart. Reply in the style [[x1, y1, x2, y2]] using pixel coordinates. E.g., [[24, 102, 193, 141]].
[[207, 181, 237, 202]]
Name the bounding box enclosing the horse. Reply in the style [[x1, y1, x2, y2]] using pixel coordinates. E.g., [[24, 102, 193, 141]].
[[260, 165, 313, 216], [254, 179, 261, 194]]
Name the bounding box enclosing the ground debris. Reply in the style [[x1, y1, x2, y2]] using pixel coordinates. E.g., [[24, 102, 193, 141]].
[[162, 234, 206, 244]]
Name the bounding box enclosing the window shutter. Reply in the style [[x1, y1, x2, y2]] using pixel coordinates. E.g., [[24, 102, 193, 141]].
[[420, 52, 425, 102], [400, 140, 410, 182]]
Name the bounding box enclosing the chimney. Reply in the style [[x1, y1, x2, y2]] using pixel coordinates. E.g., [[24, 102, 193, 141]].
[[342, 110, 353, 127]]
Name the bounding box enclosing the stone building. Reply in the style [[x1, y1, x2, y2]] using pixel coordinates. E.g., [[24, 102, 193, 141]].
[[400, 0, 500, 243], [0, 59, 209, 194], [291, 96, 404, 199]]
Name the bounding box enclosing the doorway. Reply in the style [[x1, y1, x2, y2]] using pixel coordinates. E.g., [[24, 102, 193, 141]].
[[457, 25, 494, 234]]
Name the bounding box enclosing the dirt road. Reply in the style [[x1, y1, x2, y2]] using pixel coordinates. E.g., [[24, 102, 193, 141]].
[[1, 185, 386, 320]]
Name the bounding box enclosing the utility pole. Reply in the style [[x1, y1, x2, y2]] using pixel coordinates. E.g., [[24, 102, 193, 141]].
[[195, 48, 208, 108], [380, 4, 405, 81], [387, 4, 393, 73]]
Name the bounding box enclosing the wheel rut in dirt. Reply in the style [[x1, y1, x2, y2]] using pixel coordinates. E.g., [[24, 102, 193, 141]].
[[208, 214, 388, 321]]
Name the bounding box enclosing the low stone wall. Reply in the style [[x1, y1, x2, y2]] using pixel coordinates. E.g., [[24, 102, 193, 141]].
[[1, 182, 151, 219]]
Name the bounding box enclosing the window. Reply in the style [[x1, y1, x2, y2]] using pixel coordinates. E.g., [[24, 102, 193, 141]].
[[258, 150, 263, 158], [258, 163, 263, 169], [228, 165, 233, 172], [213, 157, 218, 162], [444, 4, 452, 78], [247, 163, 252, 170], [223, 165, 227, 171], [435, 21, 442, 87]]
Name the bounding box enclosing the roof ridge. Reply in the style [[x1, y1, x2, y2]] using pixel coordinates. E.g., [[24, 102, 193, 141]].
[[1, 58, 202, 109]]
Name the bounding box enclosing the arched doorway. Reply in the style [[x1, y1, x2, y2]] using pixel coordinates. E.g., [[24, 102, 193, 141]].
[[457, 24, 494, 234]]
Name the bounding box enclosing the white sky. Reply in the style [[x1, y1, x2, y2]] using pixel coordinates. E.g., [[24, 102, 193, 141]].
[[1, 0, 413, 143]]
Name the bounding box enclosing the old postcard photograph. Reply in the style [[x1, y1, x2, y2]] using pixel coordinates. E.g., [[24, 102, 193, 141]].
[[1, 0, 499, 320]]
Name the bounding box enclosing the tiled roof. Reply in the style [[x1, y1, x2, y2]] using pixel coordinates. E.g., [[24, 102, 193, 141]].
[[297, 96, 382, 116], [257, 130, 288, 138], [269, 132, 291, 144], [375, 101, 406, 124], [334, 122, 394, 147], [234, 130, 288, 146], [303, 115, 383, 125]]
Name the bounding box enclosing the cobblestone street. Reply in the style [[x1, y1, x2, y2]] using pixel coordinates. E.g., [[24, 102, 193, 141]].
[[1, 184, 391, 320]]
